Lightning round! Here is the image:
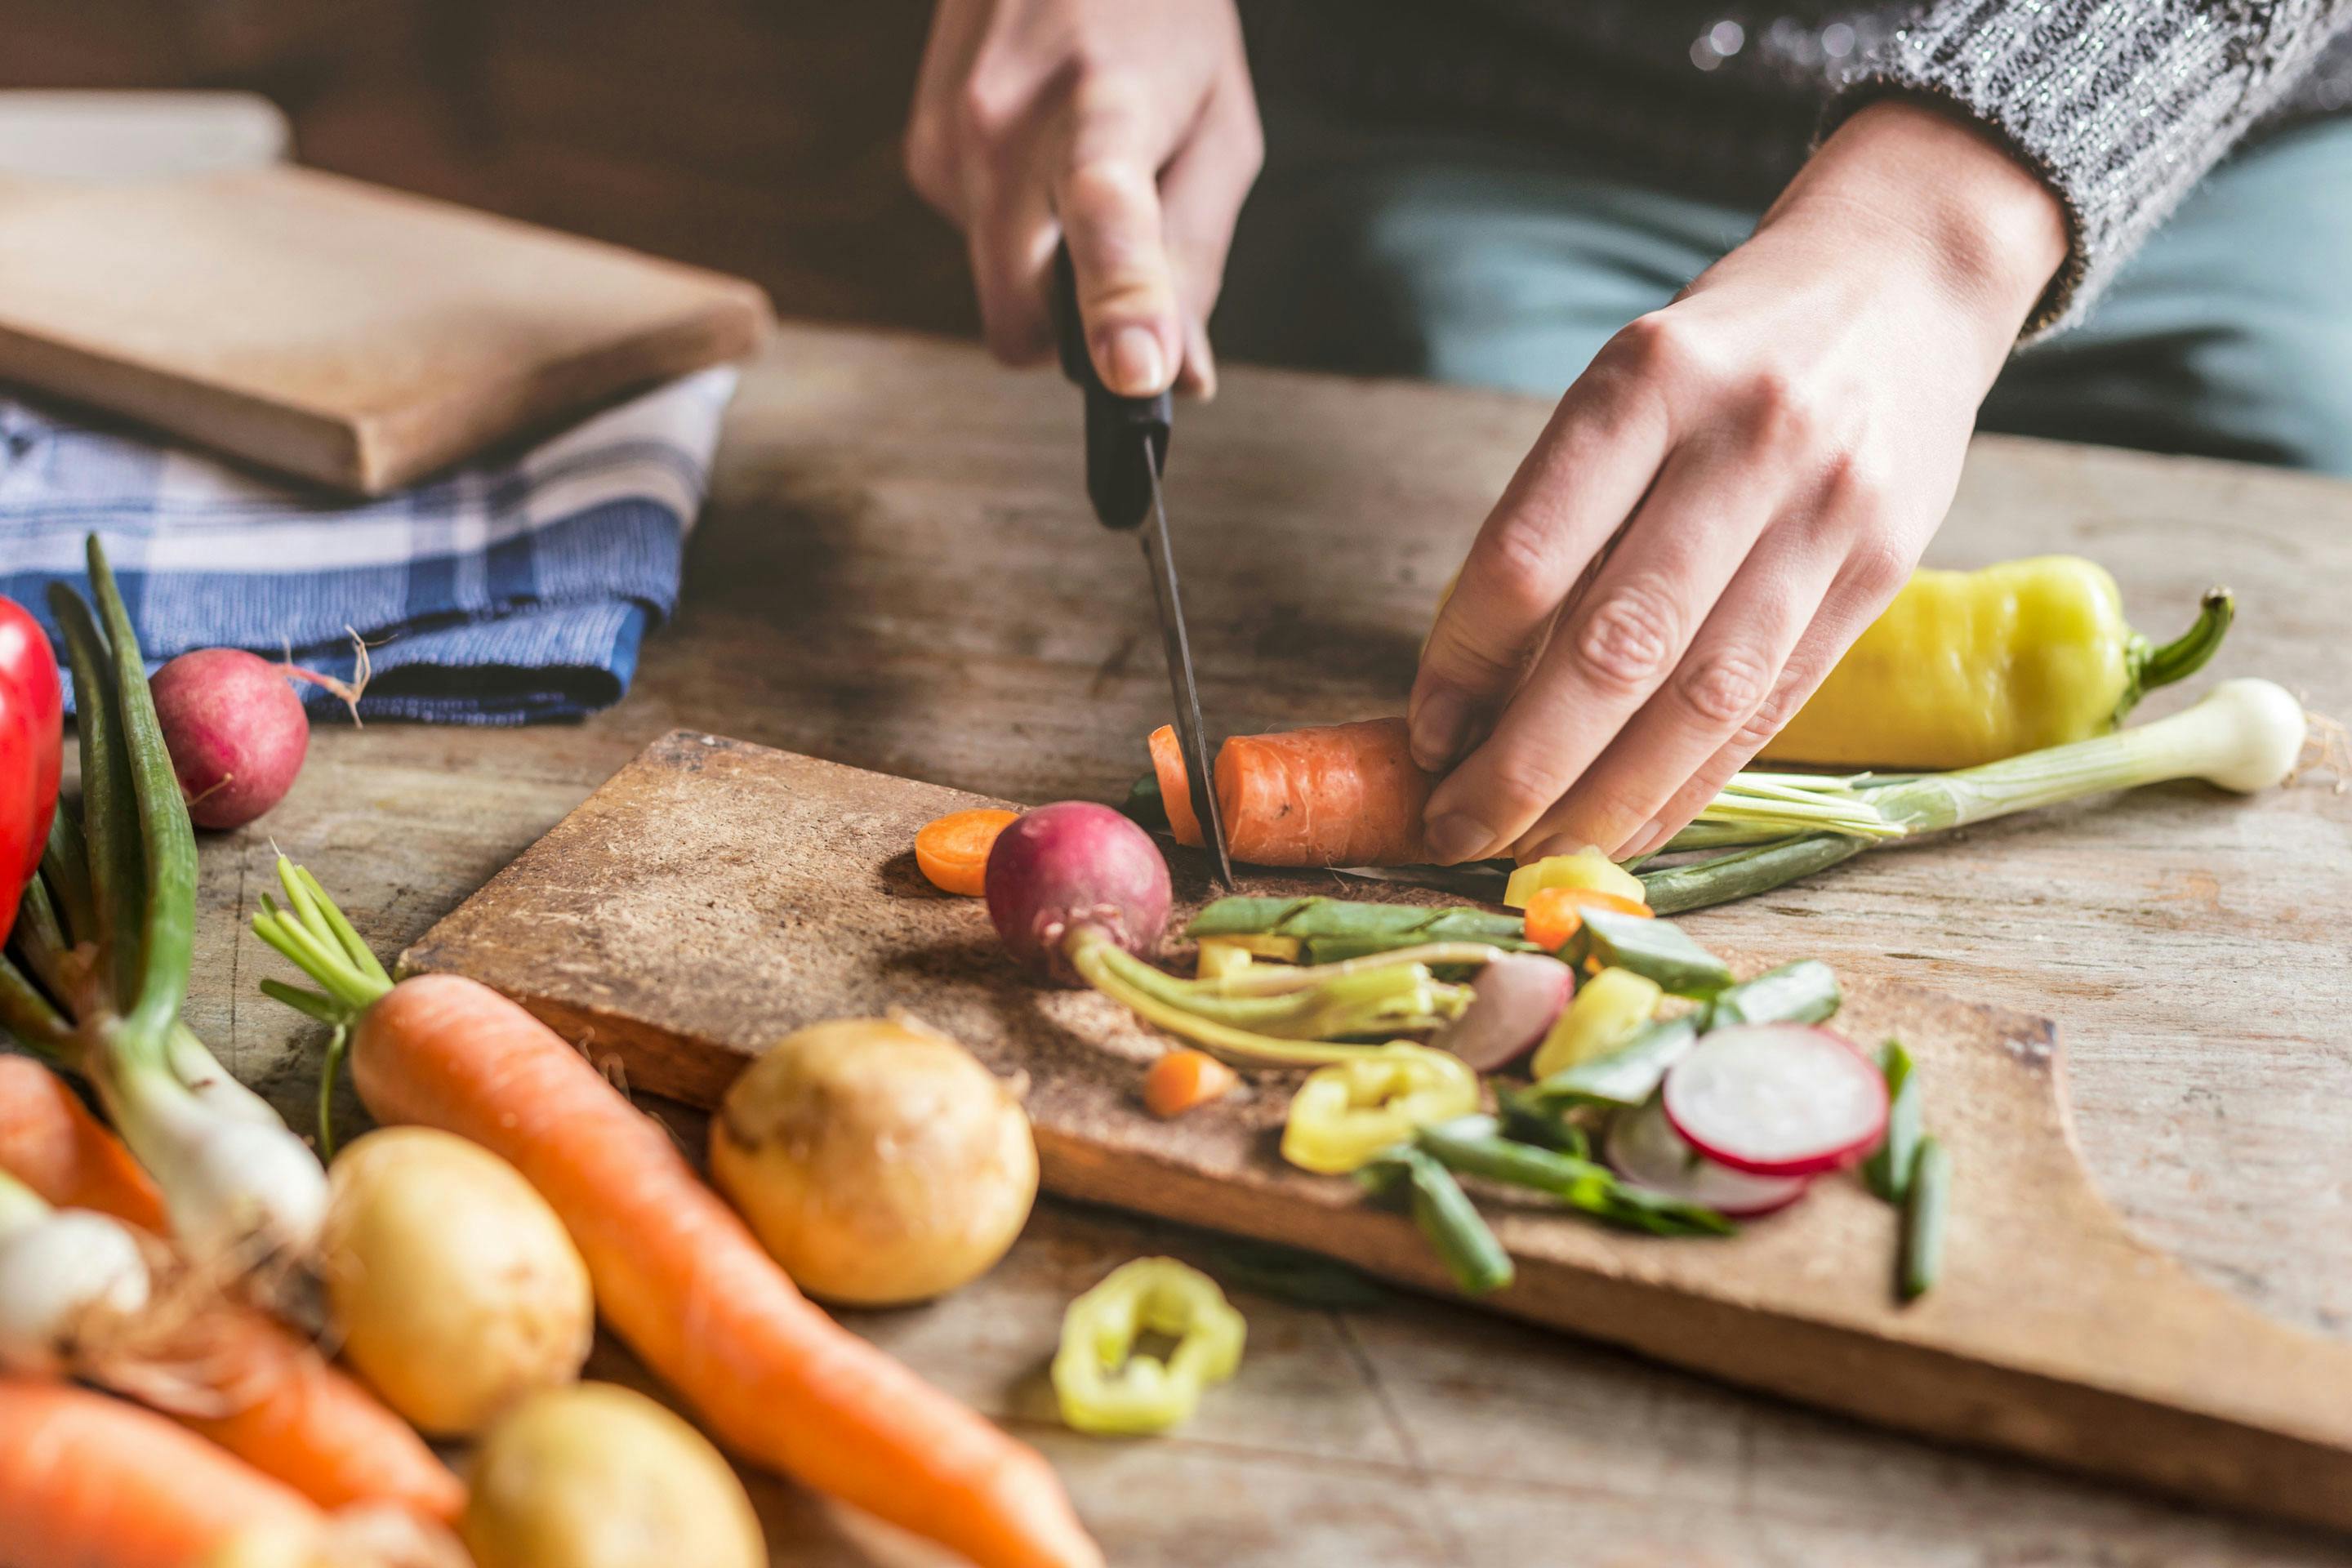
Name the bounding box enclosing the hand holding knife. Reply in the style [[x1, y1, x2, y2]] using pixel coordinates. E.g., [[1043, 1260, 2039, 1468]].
[[1049, 245, 1235, 889]]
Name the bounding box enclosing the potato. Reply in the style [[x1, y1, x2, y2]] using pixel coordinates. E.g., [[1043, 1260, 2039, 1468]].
[[710, 1015, 1037, 1306], [321, 1127, 592, 1437], [461, 1383, 763, 1568]]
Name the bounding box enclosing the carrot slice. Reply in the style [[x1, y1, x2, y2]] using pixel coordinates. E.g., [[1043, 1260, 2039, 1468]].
[[1147, 726, 1204, 848], [1522, 885, 1653, 951], [915, 808, 1018, 897], [1143, 1050, 1239, 1118], [1151, 718, 1436, 866]]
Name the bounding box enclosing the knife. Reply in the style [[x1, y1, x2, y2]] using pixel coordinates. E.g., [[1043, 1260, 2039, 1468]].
[[1049, 246, 1234, 889]]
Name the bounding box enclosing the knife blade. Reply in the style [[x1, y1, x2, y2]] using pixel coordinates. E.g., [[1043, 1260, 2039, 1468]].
[[1049, 245, 1234, 888]]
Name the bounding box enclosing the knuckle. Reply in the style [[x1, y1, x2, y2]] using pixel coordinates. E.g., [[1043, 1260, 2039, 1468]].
[[953, 78, 1018, 149], [1739, 368, 1818, 448], [1677, 645, 1772, 727], [1819, 453, 1892, 525], [1574, 579, 1682, 693], [1483, 751, 1573, 823], [1603, 310, 1699, 385], [1471, 511, 1569, 620], [1843, 532, 1913, 604], [1730, 666, 1813, 749]]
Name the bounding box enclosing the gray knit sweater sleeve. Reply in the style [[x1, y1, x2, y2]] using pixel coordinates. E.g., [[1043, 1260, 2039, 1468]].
[[1824, 2, 2352, 334]]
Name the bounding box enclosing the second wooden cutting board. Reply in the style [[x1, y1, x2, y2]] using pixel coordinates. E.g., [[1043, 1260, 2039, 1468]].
[[0, 166, 770, 492], [402, 729, 2352, 1535]]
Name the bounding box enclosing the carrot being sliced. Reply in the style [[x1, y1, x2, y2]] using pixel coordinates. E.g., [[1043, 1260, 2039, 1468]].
[[0, 1377, 323, 1568], [915, 808, 1019, 897], [1143, 1049, 1239, 1118], [351, 973, 1102, 1568], [1521, 886, 1653, 952], [0, 1054, 464, 1521], [1152, 717, 1435, 866]]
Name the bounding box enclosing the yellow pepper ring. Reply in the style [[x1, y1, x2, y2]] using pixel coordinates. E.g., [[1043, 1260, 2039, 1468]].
[[1280, 1043, 1481, 1176], [1052, 1258, 1247, 1436]]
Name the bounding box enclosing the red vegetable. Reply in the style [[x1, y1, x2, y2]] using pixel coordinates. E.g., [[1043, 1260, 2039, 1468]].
[[1605, 1095, 1812, 1218], [0, 598, 63, 947], [1431, 953, 1574, 1071], [151, 648, 309, 831], [1661, 1024, 1889, 1178], [985, 801, 1171, 985]]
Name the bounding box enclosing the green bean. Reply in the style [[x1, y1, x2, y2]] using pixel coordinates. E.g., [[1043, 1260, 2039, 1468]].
[[1900, 1137, 1950, 1300]]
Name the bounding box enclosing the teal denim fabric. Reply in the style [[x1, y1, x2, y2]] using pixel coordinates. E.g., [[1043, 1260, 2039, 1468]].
[[1218, 111, 2352, 474]]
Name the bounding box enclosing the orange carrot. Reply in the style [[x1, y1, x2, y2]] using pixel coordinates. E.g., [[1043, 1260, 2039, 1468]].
[[0, 1055, 464, 1521], [1151, 717, 1435, 866], [350, 973, 1102, 1568], [1521, 886, 1654, 951], [0, 1377, 323, 1568], [1143, 1049, 1239, 1118], [916, 808, 1020, 896], [0, 1054, 169, 1232]]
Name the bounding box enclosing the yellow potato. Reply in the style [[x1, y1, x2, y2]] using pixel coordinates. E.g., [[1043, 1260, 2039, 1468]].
[[461, 1383, 764, 1568], [710, 1015, 1037, 1306], [321, 1127, 592, 1437]]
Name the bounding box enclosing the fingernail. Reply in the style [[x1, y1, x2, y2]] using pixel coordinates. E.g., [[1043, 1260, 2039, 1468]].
[[1410, 690, 1471, 771], [1424, 813, 1492, 866], [1102, 326, 1166, 395]]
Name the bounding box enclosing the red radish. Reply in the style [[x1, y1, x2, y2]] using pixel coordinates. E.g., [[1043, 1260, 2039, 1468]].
[[984, 800, 1171, 985], [152, 649, 310, 830], [1662, 1023, 1888, 1178], [1432, 953, 1573, 1071], [1605, 1095, 1811, 1217]]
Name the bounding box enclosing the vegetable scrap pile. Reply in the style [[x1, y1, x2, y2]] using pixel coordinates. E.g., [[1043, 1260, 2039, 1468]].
[[0, 540, 1105, 1568], [933, 799, 1952, 1350]]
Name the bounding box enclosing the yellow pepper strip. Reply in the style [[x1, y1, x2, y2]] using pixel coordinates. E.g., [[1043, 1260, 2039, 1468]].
[[1530, 967, 1663, 1080], [1503, 851, 1648, 911], [1281, 1043, 1480, 1175], [1052, 1258, 1247, 1436], [1195, 938, 1255, 981], [1758, 556, 2235, 769]]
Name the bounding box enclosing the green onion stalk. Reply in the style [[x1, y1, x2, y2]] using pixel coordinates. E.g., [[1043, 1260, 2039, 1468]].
[[0, 538, 326, 1267], [1641, 678, 2317, 915]]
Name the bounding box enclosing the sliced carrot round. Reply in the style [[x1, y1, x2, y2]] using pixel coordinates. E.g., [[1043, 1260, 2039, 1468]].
[[915, 808, 1019, 897], [1143, 1049, 1239, 1119], [1521, 885, 1653, 952]]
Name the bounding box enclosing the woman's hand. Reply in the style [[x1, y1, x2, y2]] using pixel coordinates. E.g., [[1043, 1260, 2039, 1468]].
[[1410, 100, 2069, 864], [904, 0, 1262, 398]]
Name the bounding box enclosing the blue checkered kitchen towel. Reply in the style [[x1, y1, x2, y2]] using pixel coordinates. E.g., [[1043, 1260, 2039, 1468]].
[[0, 367, 737, 724]]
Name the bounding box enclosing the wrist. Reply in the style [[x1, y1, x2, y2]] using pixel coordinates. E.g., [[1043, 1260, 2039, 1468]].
[[1765, 99, 2069, 365]]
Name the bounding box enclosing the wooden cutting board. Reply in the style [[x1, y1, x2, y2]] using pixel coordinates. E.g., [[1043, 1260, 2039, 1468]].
[[403, 730, 2352, 1535], [0, 166, 771, 492]]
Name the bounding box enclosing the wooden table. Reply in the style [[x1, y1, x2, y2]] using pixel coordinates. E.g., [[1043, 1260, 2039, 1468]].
[[189, 324, 2352, 1567]]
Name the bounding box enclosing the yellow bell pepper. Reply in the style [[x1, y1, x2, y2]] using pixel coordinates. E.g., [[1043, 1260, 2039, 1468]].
[[1052, 1257, 1246, 1435], [1503, 851, 1648, 911], [1758, 556, 2233, 768], [1280, 1043, 1480, 1174], [1530, 966, 1662, 1079]]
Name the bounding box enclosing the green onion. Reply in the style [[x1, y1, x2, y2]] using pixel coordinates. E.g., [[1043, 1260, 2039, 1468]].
[[1360, 1147, 1514, 1295], [1864, 1041, 1922, 1203], [1900, 1137, 1951, 1300], [1645, 679, 2314, 915]]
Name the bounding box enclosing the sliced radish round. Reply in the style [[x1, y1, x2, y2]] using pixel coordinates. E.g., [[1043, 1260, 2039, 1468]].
[[1605, 1095, 1812, 1217], [1432, 952, 1575, 1071], [1661, 1023, 1887, 1178]]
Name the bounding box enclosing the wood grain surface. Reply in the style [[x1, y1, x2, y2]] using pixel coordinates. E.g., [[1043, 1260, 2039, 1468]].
[[185, 323, 2352, 1566], [0, 164, 771, 490]]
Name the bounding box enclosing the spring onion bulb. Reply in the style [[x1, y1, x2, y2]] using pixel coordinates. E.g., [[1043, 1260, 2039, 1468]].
[[0, 1169, 153, 1375], [1645, 679, 2319, 914]]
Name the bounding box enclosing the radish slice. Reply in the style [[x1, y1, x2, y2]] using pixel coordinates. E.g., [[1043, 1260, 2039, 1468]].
[[1605, 1096, 1812, 1217], [1432, 953, 1575, 1071], [1662, 1023, 1888, 1178]]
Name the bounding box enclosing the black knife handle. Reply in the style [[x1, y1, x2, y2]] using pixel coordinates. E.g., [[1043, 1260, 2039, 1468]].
[[1051, 244, 1169, 532]]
